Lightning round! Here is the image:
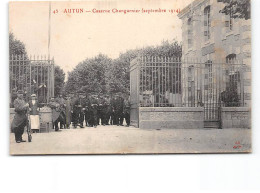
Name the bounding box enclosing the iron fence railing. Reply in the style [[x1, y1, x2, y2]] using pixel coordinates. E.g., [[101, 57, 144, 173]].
[[134, 56, 247, 109], [9, 55, 55, 106]]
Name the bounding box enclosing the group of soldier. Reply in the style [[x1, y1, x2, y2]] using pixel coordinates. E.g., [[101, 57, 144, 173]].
[[49, 91, 131, 131], [11, 90, 131, 143]]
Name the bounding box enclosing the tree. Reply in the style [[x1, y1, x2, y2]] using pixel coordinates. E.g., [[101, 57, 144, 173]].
[[65, 54, 112, 94], [106, 40, 182, 95], [217, 0, 251, 20], [9, 32, 28, 57], [65, 40, 182, 96], [54, 65, 65, 96]]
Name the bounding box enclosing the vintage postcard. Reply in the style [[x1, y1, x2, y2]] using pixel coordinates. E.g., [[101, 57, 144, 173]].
[[9, 0, 251, 155]]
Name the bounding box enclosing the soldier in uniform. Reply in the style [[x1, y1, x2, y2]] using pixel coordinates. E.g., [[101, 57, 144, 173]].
[[56, 94, 66, 129], [49, 97, 61, 131], [123, 96, 131, 127], [112, 93, 124, 126], [110, 95, 117, 125], [72, 91, 85, 128], [65, 94, 72, 129], [78, 91, 86, 128], [98, 95, 107, 126], [71, 92, 79, 128], [103, 94, 111, 125], [11, 90, 29, 143], [89, 94, 98, 128], [84, 93, 91, 127]]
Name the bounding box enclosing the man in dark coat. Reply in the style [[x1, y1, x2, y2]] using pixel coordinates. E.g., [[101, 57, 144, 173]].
[[56, 94, 66, 129], [84, 94, 91, 127], [103, 95, 111, 125], [123, 96, 131, 127], [65, 94, 72, 129], [78, 92, 86, 128], [110, 95, 117, 125], [71, 92, 79, 128], [112, 93, 124, 126], [49, 97, 61, 131], [89, 94, 99, 128], [11, 90, 29, 143], [97, 95, 106, 126], [71, 91, 85, 128]]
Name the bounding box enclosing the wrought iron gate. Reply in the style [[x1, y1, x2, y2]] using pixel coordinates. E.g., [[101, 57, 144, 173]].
[[9, 55, 55, 106], [130, 56, 246, 128]]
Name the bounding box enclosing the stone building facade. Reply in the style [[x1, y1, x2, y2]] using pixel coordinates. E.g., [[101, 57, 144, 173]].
[[178, 0, 251, 108]]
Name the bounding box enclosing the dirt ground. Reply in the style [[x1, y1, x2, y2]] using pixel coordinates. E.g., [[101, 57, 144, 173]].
[[9, 125, 251, 155]]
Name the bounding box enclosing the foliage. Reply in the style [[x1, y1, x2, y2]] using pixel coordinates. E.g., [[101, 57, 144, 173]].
[[9, 32, 28, 57], [217, 0, 251, 20], [65, 54, 112, 94], [65, 40, 182, 96], [54, 65, 65, 96]]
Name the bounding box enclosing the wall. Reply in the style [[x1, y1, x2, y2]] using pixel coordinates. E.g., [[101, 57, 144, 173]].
[[139, 107, 204, 129], [221, 107, 251, 129], [10, 107, 53, 132]]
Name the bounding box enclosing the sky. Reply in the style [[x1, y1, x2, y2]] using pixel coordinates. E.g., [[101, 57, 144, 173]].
[[9, 0, 193, 76]]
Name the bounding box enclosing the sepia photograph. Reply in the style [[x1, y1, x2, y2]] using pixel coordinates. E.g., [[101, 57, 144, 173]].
[[9, 0, 251, 155]]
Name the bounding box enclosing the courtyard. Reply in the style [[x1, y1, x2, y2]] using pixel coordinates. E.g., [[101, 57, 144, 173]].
[[10, 125, 251, 155]]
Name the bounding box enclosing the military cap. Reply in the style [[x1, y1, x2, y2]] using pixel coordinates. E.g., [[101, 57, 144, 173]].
[[31, 94, 36, 97]]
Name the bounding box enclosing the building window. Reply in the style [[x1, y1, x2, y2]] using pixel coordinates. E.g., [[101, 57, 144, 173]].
[[226, 53, 236, 62], [204, 6, 211, 40], [225, 15, 233, 31], [224, 54, 240, 106], [187, 18, 193, 48], [224, 5, 234, 31]]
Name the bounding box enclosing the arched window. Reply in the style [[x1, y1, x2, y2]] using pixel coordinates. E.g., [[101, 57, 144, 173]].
[[226, 53, 236, 63], [224, 54, 240, 106], [187, 18, 193, 48], [204, 6, 211, 40]]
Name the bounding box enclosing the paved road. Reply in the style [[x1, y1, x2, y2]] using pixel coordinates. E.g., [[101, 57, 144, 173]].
[[10, 125, 251, 155]]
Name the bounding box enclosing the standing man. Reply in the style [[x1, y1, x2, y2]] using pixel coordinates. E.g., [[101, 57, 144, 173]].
[[78, 91, 86, 128], [110, 95, 117, 125], [56, 94, 66, 129], [113, 93, 124, 126], [49, 97, 61, 131], [29, 94, 41, 132], [89, 93, 99, 128], [84, 93, 91, 127], [98, 95, 106, 126], [123, 95, 131, 127], [11, 90, 29, 143], [65, 94, 72, 129], [71, 92, 79, 128], [103, 94, 111, 125]]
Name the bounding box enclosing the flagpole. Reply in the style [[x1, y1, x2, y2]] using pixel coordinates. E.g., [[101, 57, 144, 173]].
[[48, 1, 51, 60], [48, 1, 54, 99]]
